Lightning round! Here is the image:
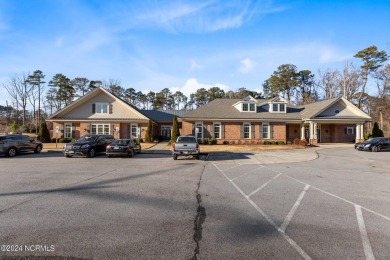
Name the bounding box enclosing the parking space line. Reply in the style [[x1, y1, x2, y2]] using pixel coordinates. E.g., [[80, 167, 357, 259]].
[[279, 185, 310, 233], [247, 173, 283, 198], [355, 205, 375, 260], [230, 165, 264, 181], [213, 163, 312, 260], [282, 172, 390, 222]]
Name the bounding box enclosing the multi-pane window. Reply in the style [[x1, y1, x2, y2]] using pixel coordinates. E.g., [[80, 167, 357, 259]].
[[273, 104, 278, 112], [262, 123, 269, 139], [195, 122, 203, 139], [242, 103, 249, 111], [131, 124, 138, 138], [91, 124, 110, 134], [96, 103, 109, 114], [243, 123, 250, 139], [347, 127, 354, 135], [64, 124, 72, 138], [280, 104, 285, 112], [213, 123, 221, 139], [250, 103, 256, 111]]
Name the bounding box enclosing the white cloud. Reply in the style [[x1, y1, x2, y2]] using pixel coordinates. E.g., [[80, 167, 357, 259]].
[[238, 58, 257, 73], [188, 59, 202, 72], [169, 78, 230, 98]]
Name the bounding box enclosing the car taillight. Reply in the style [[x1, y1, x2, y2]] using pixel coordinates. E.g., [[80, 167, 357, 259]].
[[172, 143, 175, 149], [196, 143, 199, 149], [107, 146, 112, 149]]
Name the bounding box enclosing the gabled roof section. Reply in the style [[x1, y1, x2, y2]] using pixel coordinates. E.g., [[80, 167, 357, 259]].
[[232, 95, 258, 107], [48, 87, 149, 121], [269, 96, 288, 103], [140, 109, 190, 123]]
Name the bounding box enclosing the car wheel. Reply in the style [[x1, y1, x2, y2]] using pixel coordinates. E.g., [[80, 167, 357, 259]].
[[65, 154, 73, 158], [195, 155, 200, 160], [129, 149, 135, 157], [107, 155, 112, 158], [138, 148, 141, 154], [7, 147, 17, 157], [34, 145, 42, 153], [87, 148, 96, 158], [372, 146, 379, 152], [173, 154, 178, 160]]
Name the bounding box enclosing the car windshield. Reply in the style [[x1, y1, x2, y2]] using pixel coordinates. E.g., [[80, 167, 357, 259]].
[[111, 140, 129, 146], [76, 135, 98, 142], [366, 137, 383, 143]]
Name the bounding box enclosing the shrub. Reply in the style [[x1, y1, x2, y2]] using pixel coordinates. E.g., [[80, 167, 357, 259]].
[[59, 138, 73, 143], [293, 138, 301, 145], [299, 139, 308, 146], [277, 141, 285, 145], [223, 140, 229, 145], [286, 141, 292, 145], [170, 116, 180, 144], [230, 140, 235, 145], [209, 137, 217, 145], [9, 121, 18, 133], [263, 140, 270, 145]]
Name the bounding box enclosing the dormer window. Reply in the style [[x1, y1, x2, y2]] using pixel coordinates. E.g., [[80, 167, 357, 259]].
[[249, 103, 256, 111], [233, 95, 258, 112], [268, 96, 288, 113], [243, 103, 249, 111], [241, 103, 256, 112]]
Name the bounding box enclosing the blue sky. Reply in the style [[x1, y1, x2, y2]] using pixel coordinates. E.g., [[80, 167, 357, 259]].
[[0, 0, 389, 106]]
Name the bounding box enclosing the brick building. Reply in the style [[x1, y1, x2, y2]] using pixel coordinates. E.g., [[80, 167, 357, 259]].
[[180, 96, 371, 144]]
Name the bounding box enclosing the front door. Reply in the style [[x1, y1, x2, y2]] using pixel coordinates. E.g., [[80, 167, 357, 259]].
[[161, 126, 172, 140]]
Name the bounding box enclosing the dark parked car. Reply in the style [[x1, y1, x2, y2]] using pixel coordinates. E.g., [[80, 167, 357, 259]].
[[355, 137, 390, 152], [106, 139, 141, 157], [0, 134, 43, 157], [63, 134, 114, 158]]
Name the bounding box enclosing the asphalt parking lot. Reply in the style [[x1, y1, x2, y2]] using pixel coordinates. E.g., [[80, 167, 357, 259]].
[[0, 147, 389, 259]]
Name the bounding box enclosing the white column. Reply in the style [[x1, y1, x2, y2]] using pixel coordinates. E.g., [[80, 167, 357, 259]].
[[309, 122, 314, 140], [360, 123, 364, 140], [313, 122, 318, 139], [356, 123, 361, 140], [301, 123, 305, 140]]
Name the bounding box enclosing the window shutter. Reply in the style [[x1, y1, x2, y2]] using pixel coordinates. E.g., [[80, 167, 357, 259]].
[[344, 128, 347, 134], [270, 125, 274, 139], [221, 124, 225, 139], [251, 125, 255, 139], [109, 104, 113, 114], [192, 124, 195, 136], [259, 124, 263, 139], [127, 124, 131, 138], [211, 123, 214, 138], [92, 104, 96, 114], [240, 124, 244, 139]]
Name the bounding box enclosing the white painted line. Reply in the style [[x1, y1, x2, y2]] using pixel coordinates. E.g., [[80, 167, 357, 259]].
[[279, 185, 310, 233], [355, 205, 375, 260], [247, 173, 283, 198], [213, 163, 312, 260], [231, 165, 264, 181], [283, 173, 390, 222]]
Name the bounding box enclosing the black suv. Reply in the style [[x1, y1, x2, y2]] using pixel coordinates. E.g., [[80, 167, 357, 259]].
[[0, 134, 43, 157], [63, 134, 114, 158]]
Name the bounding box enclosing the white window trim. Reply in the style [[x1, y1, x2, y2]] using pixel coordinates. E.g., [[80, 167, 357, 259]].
[[271, 103, 287, 113], [347, 127, 354, 135], [96, 102, 109, 114], [213, 122, 221, 139], [249, 103, 256, 112], [131, 123, 139, 138], [91, 124, 111, 135], [243, 123, 251, 139], [262, 122, 270, 139], [195, 122, 203, 139], [242, 103, 249, 111], [64, 123, 72, 138], [241, 102, 256, 113]]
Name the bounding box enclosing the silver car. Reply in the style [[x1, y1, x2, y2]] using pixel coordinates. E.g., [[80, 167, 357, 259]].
[[0, 134, 43, 157]]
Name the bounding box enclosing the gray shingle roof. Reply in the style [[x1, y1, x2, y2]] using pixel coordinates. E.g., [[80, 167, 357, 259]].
[[298, 97, 340, 119], [140, 109, 190, 122]]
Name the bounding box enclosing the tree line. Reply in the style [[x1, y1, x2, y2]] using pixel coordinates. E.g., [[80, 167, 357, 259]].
[[1, 45, 389, 134]]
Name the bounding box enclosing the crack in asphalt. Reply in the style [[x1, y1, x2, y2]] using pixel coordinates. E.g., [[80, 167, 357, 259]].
[[191, 164, 207, 260]]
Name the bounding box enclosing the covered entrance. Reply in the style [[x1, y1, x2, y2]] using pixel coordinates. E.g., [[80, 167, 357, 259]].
[[161, 125, 172, 140]]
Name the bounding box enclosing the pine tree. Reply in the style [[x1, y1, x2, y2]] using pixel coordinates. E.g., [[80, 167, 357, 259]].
[[170, 116, 179, 144], [38, 122, 51, 142], [372, 122, 384, 137], [145, 120, 152, 143]]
